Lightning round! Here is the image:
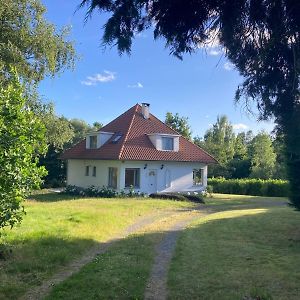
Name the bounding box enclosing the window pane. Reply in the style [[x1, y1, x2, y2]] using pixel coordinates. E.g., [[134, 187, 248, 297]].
[[85, 166, 89, 176], [108, 167, 118, 188], [193, 169, 203, 185], [162, 137, 174, 150], [92, 166, 96, 177], [125, 168, 140, 188], [90, 136, 97, 149]]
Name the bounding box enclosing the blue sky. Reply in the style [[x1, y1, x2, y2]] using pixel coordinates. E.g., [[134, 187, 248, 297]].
[[39, 0, 275, 137]]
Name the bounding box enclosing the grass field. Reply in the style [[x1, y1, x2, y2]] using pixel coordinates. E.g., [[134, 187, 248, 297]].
[[1, 192, 299, 300], [0, 191, 194, 299], [168, 195, 300, 300]]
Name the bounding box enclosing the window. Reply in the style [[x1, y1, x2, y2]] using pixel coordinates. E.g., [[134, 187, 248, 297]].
[[85, 166, 90, 176], [111, 134, 122, 144], [193, 169, 203, 185], [108, 167, 118, 189], [92, 166, 96, 177], [125, 168, 140, 188], [89, 135, 97, 149], [162, 137, 174, 150]]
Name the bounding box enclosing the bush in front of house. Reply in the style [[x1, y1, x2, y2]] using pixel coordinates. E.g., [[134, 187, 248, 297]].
[[208, 178, 289, 197], [149, 192, 205, 203], [64, 185, 147, 198]]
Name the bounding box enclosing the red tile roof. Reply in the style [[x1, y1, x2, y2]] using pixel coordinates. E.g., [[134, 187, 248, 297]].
[[61, 104, 217, 164]]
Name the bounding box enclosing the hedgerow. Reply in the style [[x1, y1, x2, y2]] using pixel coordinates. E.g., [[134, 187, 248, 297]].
[[208, 178, 289, 197]]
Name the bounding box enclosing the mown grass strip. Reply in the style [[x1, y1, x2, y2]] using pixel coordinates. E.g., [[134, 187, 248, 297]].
[[168, 203, 300, 300]]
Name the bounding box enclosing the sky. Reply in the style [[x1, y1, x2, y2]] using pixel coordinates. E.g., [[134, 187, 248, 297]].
[[39, 0, 275, 138]]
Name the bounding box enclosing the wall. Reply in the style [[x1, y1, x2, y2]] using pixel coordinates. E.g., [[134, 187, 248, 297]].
[[67, 159, 208, 193]]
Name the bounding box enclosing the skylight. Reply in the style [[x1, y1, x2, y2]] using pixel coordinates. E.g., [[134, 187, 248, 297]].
[[111, 134, 122, 143]]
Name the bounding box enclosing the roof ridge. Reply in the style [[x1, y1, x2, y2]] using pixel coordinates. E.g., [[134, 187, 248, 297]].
[[118, 104, 139, 159]]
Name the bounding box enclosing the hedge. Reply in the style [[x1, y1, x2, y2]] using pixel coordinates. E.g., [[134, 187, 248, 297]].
[[208, 178, 289, 197], [149, 192, 205, 203]]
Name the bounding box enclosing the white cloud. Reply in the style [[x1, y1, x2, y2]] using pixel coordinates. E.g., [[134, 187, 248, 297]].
[[223, 62, 234, 71], [232, 123, 249, 130], [81, 71, 116, 86], [127, 82, 143, 88], [207, 48, 223, 56]]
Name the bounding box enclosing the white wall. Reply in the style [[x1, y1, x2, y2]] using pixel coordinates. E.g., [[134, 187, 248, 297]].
[[67, 159, 208, 193], [67, 159, 122, 188]]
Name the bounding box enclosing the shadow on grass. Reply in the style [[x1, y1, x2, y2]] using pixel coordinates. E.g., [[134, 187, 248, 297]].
[[0, 236, 98, 300], [168, 207, 300, 300], [28, 192, 80, 202]]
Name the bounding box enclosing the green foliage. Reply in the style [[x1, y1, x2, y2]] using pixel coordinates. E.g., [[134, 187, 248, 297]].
[[0, 76, 47, 230], [249, 132, 276, 179], [194, 115, 235, 177], [165, 112, 192, 140], [208, 178, 289, 197], [149, 192, 204, 203], [80, 0, 300, 208], [64, 185, 147, 198], [0, 0, 75, 84]]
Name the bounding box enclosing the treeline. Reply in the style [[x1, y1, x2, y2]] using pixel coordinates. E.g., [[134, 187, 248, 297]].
[[166, 113, 286, 180], [40, 104, 103, 187]]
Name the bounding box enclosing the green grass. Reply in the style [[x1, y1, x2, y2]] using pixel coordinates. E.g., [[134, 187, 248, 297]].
[[1, 192, 299, 300], [0, 191, 194, 299], [168, 194, 300, 300]]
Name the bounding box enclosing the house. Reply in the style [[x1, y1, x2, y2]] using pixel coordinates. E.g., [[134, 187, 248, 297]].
[[61, 103, 217, 194]]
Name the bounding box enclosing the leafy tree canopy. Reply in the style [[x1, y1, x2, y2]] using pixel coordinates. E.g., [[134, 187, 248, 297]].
[[249, 132, 276, 179], [0, 0, 75, 84], [165, 112, 192, 140], [80, 0, 300, 208], [0, 75, 47, 230]]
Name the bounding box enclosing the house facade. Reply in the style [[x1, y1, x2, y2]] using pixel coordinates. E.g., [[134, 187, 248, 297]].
[[61, 103, 216, 194]]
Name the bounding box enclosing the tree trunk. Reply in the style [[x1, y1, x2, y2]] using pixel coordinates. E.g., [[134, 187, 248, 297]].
[[280, 103, 300, 209]]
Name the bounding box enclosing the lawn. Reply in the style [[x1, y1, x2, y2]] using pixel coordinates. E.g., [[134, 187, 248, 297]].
[[1, 192, 299, 300], [168, 194, 300, 300], [0, 191, 194, 299]]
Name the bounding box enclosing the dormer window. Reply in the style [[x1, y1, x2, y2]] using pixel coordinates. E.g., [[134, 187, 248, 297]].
[[162, 137, 174, 151], [89, 135, 97, 149]]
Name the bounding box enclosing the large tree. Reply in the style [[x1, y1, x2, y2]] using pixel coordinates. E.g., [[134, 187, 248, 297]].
[[249, 132, 276, 179], [0, 76, 47, 230], [0, 0, 75, 84], [0, 0, 75, 229], [194, 115, 235, 177], [165, 112, 192, 140], [80, 0, 300, 208]]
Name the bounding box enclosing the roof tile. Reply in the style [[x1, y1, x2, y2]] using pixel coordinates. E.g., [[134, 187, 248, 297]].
[[61, 104, 217, 164]]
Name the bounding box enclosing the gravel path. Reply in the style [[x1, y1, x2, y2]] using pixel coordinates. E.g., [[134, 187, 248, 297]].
[[21, 210, 181, 300], [144, 210, 207, 300]]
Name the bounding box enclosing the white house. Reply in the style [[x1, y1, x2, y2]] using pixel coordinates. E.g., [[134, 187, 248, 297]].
[[61, 103, 217, 194]]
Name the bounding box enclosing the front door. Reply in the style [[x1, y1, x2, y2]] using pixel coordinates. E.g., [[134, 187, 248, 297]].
[[148, 169, 157, 193]]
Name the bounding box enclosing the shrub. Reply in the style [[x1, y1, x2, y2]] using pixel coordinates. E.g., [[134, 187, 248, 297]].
[[149, 193, 188, 201], [208, 178, 289, 197], [149, 192, 205, 203], [64, 185, 147, 198]]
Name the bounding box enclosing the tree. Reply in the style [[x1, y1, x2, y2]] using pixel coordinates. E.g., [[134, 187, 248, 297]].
[[249, 132, 276, 179], [80, 0, 300, 208], [0, 0, 75, 229], [195, 115, 235, 177], [165, 112, 192, 139], [40, 110, 75, 187], [230, 132, 251, 178], [0, 0, 75, 84], [0, 76, 47, 230]]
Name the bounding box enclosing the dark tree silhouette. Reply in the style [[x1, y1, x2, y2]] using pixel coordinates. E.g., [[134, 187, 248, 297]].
[[79, 0, 300, 209]]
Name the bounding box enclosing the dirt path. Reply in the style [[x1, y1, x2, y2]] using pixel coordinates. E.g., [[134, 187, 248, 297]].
[[144, 209, 208, 300], [21, 209, 185, 300]]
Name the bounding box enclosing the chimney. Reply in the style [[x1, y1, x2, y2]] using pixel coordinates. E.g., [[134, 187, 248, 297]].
[[141, 103, 150, 119]]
